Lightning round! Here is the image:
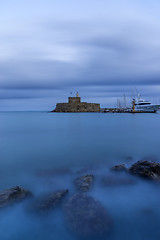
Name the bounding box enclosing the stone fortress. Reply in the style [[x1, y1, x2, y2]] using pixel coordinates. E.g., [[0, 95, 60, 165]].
[[52, 92, 100, 112]]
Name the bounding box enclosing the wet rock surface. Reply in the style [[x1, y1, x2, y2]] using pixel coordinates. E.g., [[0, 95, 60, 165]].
[[75, 174, 94, 191], [0, 186, 32, 209], [111, 164, 127, 172], [63, 193, 112, 238], [30, 189, 68, 214], [128, 161, 160, 180]]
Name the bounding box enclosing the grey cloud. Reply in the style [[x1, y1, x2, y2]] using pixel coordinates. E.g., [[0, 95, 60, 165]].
[[0, 58, 160, 93], [1, 0, 160, 108]]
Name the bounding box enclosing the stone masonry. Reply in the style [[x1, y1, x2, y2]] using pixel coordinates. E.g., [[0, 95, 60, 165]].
[[52, 93, 100, 112]]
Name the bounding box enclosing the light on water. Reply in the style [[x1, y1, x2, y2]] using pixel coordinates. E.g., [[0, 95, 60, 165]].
[[0, 112, 160, 240]]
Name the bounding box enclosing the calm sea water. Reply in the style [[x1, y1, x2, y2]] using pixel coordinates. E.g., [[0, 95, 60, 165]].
[[0, 112, 160, 240]]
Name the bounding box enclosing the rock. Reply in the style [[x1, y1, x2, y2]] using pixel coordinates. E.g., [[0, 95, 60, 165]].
[[63, 194, 112, 238], [30, 189, 68, 214], [101, 176, 135, 186], [75, 175, 94, 191], [111, 164, 127, 172], [0, 186, 32, 209], [128, 161, 160, 180]]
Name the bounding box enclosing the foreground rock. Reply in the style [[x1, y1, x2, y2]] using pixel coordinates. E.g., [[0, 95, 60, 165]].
[[75, 175, 94, 191], [0, 186, 32, 209], [30, 189, 68, 214], [63, 194, 112, 238], [111, 164, 127, 172], [128, 161, 160, 180]]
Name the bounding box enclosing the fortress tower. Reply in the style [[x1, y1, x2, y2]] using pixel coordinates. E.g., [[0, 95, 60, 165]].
[[68, 92, 81, 104], [53, 92, 100, 112]]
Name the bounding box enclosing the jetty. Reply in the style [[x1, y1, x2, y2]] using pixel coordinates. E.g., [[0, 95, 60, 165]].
[[101, 99, 157, 113], [51, 93, 158, 113]]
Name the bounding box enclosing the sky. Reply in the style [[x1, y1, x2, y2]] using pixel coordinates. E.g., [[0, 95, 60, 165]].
[[0, 0, 160, 110]]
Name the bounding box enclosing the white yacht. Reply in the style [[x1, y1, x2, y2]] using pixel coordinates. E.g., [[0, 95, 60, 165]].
[[135, 94, 160, 112]]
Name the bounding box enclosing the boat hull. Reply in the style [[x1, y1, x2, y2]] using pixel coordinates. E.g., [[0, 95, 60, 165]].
[[136, 104, 160, 112]]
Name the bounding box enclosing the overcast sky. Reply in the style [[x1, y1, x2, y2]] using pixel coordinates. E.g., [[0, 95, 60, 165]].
[[0, 0, 160, 110]]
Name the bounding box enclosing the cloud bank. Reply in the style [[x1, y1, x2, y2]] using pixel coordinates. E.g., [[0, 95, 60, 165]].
[[0, 0, 160, 110]]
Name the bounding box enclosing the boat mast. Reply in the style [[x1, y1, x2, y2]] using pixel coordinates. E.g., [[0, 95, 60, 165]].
[[123, 93, 127, 108]]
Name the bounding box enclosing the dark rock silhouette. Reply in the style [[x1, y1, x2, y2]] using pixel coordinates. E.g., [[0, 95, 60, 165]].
[[30, 189, 68, 214], [63, 193, 112, 238], [111, 164, 127, 172], [75, 175, 94, 191], [129, 161, 160, 180], [0, 186, 32, 209]]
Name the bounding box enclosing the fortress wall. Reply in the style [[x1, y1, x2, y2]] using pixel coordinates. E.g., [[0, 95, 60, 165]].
[[54, 102, 100, 112]]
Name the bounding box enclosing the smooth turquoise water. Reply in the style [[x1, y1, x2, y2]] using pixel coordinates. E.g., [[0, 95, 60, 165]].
[[0, 112, 160, 240]]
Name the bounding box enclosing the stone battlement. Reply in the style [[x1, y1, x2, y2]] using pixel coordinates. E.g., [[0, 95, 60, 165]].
[[68, 97, 81, 104], [52, 94, 100, 112]]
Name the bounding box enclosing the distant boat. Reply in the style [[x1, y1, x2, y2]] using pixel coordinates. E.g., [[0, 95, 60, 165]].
[[135, 94, 160, 112]]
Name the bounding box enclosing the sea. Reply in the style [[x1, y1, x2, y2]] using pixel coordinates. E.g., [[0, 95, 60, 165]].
[[0, 111, 160, 240]]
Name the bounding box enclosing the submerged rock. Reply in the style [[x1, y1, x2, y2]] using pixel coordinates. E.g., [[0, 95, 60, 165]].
[[75, 175, 94, 191], [111, 164, 127, 172], [128, 161, 160, 180], [0, 186, 32, 209], [63, 193, 112, 238], [30, 189, 68, 214]]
